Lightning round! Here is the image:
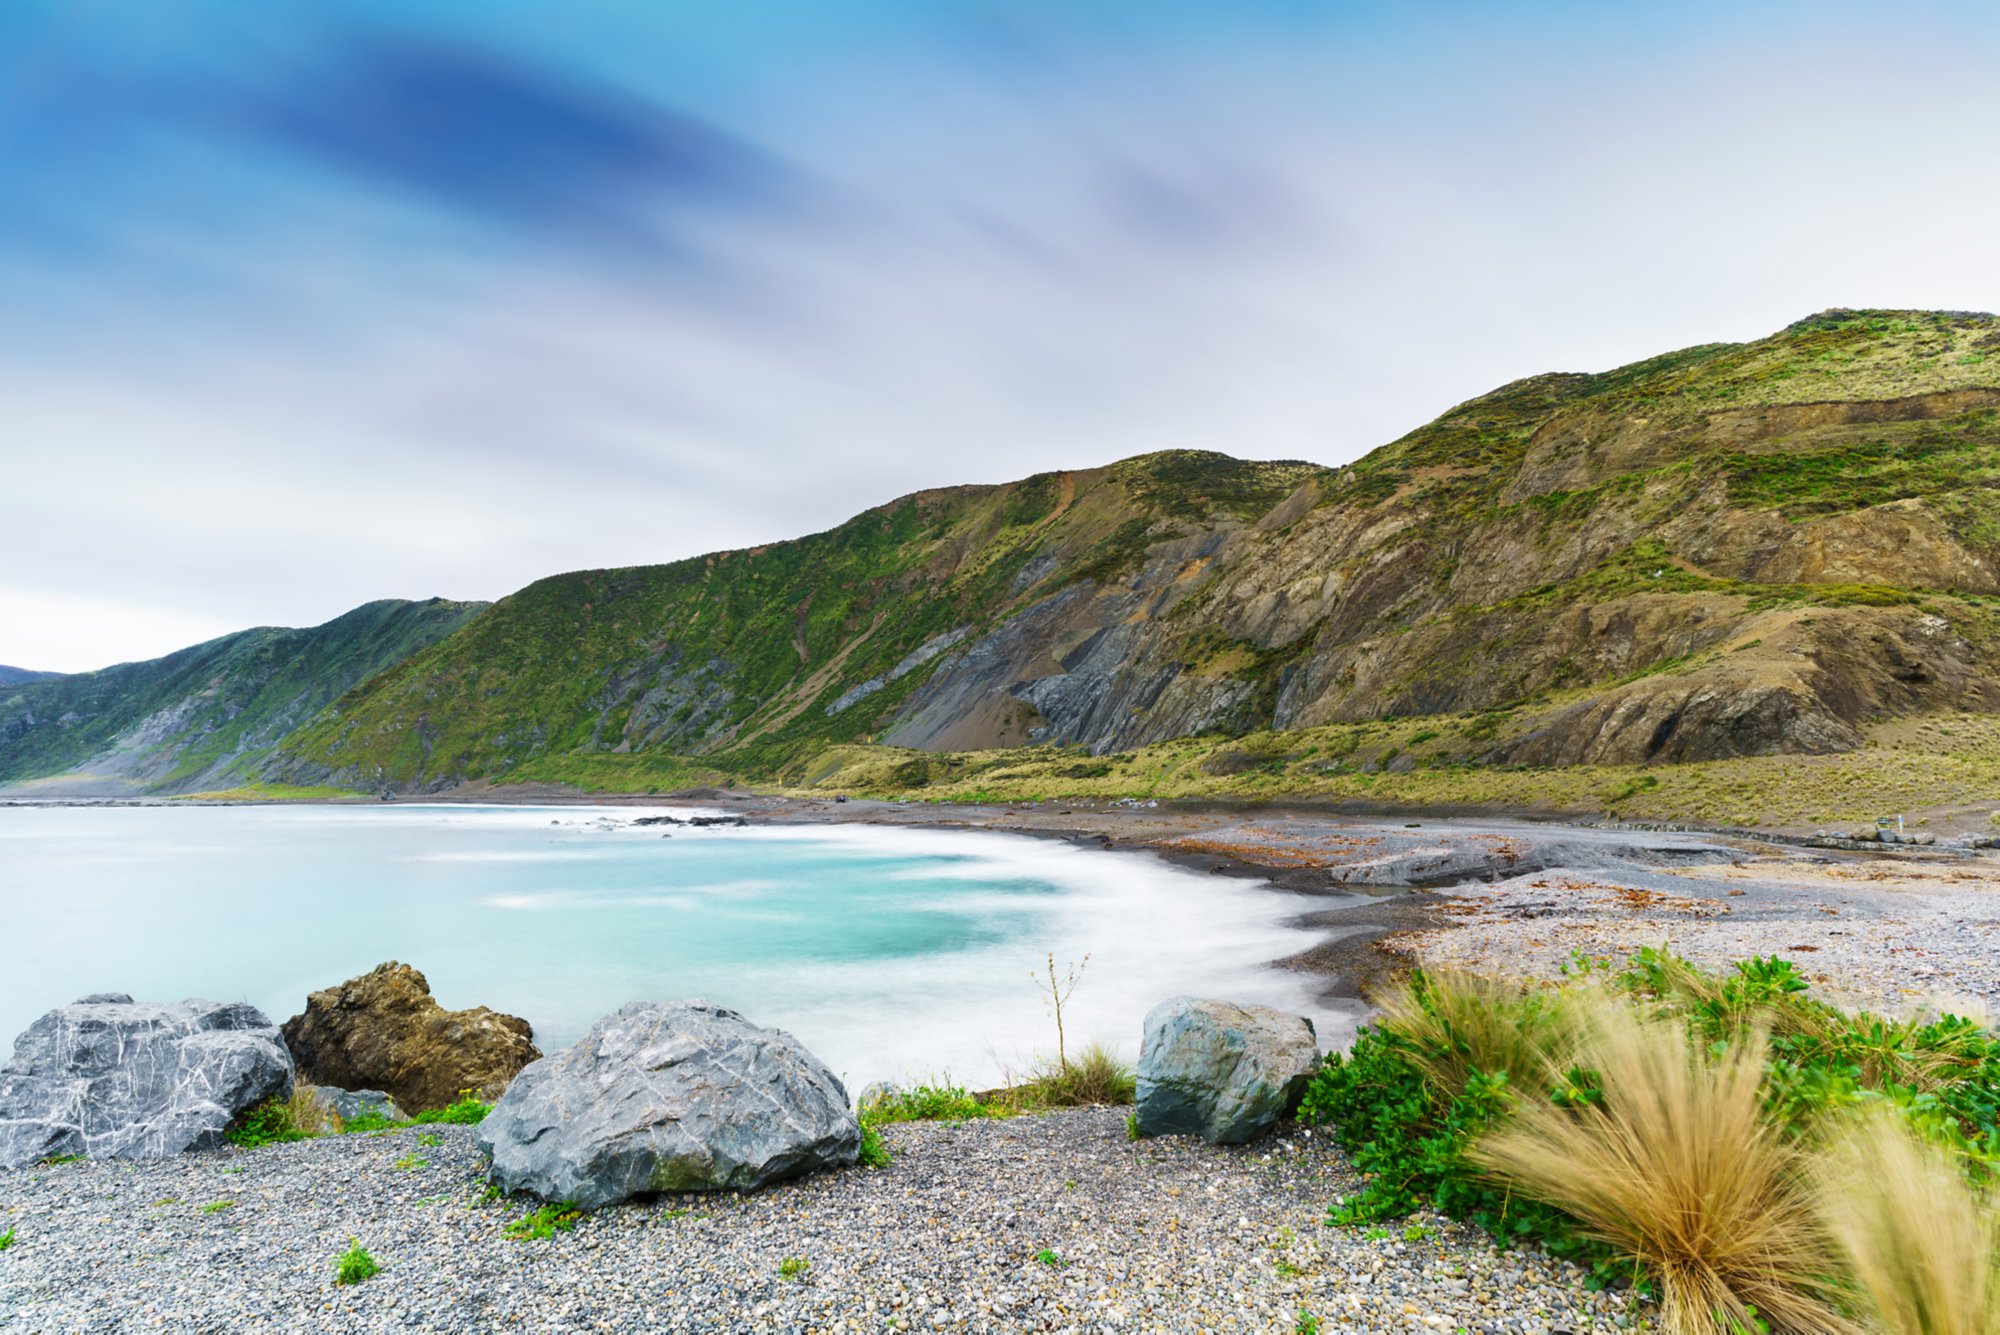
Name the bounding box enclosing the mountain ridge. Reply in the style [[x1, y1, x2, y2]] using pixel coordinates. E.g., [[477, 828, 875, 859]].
[[6, 308, 1997, 807], [274, 307, 2000, 794], [0, 598, 487, 796]]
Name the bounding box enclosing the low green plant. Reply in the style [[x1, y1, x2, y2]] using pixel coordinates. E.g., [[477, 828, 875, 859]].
[[777, 1255, 809, 1280], [393, 1154, 427, 1172], [1125, 1111, 1142, 1141], [1402, 1222, 1432, 1243], [416, 1133, 442, 1147], [857, 1123, 890, 1168], [858, 1083, 1004, 1125], [226, 1098, 310, 1149], [201, 1200, 234, 1215], [504, 1202, 582, 1241], [334, 1239, 380, 1285], [0, 1227, 14, 1251], [410, 1094, 492, 1126], [1034, 1247, 1065, 1268], [38, 1153, 83, 1166], [1295, 1312, 1320, 1335]]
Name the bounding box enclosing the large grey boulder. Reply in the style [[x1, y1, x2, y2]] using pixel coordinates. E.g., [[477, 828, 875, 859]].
[[1136, 997, 1319, 1145], [477, 1001, 858, 1208], [0, 995, 294, 1167]]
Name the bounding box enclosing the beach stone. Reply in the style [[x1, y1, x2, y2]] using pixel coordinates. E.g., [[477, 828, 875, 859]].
[[0, 995, 293, 1167], [477, 1000, 859, 1208], [280, 961, 540, 1113], [1136, 997, 1318, 1145], [316, 1087, 406, 1125]]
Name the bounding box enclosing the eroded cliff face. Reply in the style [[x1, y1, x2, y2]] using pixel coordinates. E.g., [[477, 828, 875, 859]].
[[272, 309, 2000, 788]]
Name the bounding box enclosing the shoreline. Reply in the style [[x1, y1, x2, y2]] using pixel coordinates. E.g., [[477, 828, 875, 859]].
[[10, 789, 1996, 1019]]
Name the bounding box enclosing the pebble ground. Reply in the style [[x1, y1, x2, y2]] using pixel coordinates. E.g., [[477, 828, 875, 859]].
[[0, 1109, 1647, 1333]]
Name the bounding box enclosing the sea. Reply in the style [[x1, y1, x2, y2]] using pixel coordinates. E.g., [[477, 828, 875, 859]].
[[0, 802, 1354, 1091]]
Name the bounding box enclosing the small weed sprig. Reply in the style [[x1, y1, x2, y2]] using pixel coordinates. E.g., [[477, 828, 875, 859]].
[[334, 1239, 380, 1285], [504, 1202, 582, 1241]]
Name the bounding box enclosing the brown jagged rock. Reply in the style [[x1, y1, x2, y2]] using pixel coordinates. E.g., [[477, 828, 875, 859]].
[[280, 962, 539, 1113]]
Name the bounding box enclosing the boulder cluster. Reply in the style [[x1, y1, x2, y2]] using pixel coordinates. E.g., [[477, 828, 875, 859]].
[[0, 967, 1322, 1209]]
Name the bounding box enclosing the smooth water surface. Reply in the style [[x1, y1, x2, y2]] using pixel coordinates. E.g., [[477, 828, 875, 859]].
[[0, 803, 1348, 1089]]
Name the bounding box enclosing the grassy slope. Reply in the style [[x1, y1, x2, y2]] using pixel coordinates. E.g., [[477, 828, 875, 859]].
[[278, 310, 2000, 824], [277, 456, 1328, 789], [0, 599, 486, 792]]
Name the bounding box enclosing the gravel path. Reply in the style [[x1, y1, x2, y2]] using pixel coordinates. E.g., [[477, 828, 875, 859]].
[[0, 1110, 1647, 1333]]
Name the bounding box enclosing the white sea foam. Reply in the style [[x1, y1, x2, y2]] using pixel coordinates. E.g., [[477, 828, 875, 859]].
[[0, 803, 1367, 1089]]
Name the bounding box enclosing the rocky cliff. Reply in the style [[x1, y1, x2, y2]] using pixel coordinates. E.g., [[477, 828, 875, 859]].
[[271, 310, 2000, 791]]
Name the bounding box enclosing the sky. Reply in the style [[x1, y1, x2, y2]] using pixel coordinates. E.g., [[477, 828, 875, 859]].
[[5, 1, 2000, 673]]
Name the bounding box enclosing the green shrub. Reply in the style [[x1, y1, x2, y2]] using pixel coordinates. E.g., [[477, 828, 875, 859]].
[[777, 1255, 809, 1280], [333, 1239, 380, 1285], [857, 1123, 890, 1168]]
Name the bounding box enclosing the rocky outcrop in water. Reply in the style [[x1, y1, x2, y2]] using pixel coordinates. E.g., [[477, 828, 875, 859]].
[[477, 1000, 859, 1208], [1135, 997, 1318, 1145], [0, 994, 293, 1167], [280, 962, 539, 1113]]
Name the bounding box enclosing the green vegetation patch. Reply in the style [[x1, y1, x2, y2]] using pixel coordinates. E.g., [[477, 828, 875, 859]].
[[504, 1202, 582, 1241], [1301, 952, 2000, 1330]]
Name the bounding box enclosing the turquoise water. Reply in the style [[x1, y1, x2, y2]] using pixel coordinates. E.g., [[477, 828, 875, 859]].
[[0, 804, 1345, 1089]]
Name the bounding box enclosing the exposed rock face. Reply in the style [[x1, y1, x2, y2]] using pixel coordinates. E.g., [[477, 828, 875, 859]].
[[1136, 998, 1319, 1145], [280, 963, 539, 1113], [477, 1001, 859, 1209], [0, 995, 293, 1168], [316, 1088, 406, 1125]]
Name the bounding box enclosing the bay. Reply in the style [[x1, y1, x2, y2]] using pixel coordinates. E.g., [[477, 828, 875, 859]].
[[0, 803, 1351, 1091]]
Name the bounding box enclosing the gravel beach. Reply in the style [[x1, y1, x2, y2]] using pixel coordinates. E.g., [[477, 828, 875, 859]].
[[0, 1109, 1649, 1333]]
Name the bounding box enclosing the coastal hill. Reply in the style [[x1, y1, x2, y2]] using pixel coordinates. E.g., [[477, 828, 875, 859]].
[[275, 309, 2000, 795], [0, 599, 484, 797], [5, 309, 1998, 813], [0, 666, 61, 687]]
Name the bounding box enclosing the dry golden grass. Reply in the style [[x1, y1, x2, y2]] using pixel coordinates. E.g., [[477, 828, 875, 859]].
[[1817, 1110, 2000, 1335], [285, 1084, 342, 1136], [1471, 1003, 1851, 1334], [1375, 971, 1584, 1095]]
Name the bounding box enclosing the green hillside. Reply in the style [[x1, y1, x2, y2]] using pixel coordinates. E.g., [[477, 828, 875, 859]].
[[274, 310, 2000, 800], [0, 598, 486, 795]]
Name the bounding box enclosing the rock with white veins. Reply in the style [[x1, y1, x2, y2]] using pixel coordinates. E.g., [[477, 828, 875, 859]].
[[0, 994, 294, 1167], [1136, 997, 1319, 1144], [477, 1000, 859, 1208]]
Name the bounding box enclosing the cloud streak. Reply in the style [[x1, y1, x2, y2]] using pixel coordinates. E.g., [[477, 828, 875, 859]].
[[2, 1, 1999, 671]]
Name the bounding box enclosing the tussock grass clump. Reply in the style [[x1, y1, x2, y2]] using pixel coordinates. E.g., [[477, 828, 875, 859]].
[[1471, 1008, 1846, 1334], [1376, 971, 1584, 1095], [1302, 951, 2000, 1332], [1004, 1043, 1136, 1111], [1816, 1111, 2000, 1335]]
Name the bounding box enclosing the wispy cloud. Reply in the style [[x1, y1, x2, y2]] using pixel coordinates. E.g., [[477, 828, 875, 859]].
[[2, 1, 1998, 671]]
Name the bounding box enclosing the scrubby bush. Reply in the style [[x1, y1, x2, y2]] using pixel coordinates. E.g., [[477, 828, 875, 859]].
[[1299, 951, 2000, 1332]]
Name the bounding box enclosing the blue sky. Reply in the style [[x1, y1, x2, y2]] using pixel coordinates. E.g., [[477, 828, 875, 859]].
[[6, 0, 1999, 671]]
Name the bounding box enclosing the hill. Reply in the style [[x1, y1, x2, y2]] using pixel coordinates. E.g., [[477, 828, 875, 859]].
[[0, 666, 61, 687], [270, 309, 2000, 810], [0, 599, 487, 796]]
